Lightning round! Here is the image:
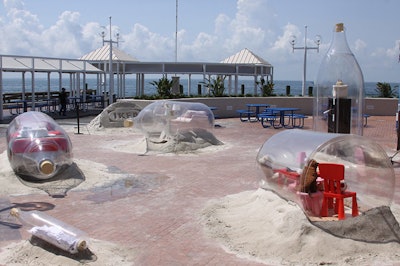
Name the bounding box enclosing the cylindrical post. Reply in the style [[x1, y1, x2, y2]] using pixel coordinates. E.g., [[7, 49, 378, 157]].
[[286, 85, 291, 96], [397, 111, 400, 150], [308, 86, 313, 96], [75, 100, 81, 134]]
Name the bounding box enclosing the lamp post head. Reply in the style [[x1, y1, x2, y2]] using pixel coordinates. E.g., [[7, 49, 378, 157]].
[[315, 34, 322, 52], [289, 35, 297, 52], [315, 35, 322, 46]]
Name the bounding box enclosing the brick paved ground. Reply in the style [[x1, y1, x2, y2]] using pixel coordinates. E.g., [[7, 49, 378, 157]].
[[0, 115, 398, 265]]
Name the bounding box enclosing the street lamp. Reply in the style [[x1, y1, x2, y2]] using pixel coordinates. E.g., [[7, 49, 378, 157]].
[[290, 25, 321, 96], [101, 17, 119, 104], [175, 0, 178, 63]]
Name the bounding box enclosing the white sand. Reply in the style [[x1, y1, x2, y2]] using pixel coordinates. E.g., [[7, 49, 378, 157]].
[[0, 238, 135, 266], [2, 116, 400, 265], [202, 188, 400, 265], [0, 153, 140, 266], [0, 151, 138, 196]]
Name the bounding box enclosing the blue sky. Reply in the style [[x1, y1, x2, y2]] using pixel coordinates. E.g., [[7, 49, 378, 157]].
[[0, 0, 399, 82]]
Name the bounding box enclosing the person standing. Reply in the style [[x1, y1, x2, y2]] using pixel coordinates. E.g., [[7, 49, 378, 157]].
[[59, 88, 67, 116]]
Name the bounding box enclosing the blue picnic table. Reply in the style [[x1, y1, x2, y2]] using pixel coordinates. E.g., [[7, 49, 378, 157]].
[[237, 103, 270, 122], [258, 107, 302, 128]]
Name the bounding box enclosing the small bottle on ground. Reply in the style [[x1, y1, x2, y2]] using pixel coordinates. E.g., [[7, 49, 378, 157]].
[[10, 208, 89, 254]]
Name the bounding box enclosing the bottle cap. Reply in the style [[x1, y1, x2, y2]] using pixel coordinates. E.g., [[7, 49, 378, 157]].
[[77, 240, 88, 251], [39, 160, 55, 175], [335, 23, 344, 32], [10, 208, 19, 217]]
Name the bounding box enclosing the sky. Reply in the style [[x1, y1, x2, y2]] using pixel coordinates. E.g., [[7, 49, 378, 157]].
[[0, 0, 399, 82]]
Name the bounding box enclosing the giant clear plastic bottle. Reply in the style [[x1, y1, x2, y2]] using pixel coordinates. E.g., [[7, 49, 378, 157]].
[[6, 111, 73, 179], [313, 23, 365, 135], [10, 208, 89, 254], [134, 100, 215, 141]]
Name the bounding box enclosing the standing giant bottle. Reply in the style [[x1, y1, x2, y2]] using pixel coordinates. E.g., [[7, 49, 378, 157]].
[[313, 23, 365, 135]]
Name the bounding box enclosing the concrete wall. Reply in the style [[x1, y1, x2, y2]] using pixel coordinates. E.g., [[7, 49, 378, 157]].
[[364, 98, 398, 116], [127, 97, 398, 118]]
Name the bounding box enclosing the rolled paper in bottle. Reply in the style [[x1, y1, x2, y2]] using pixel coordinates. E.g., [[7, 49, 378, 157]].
[[332, 80, 348, 98], [10, 208, 89, 254]]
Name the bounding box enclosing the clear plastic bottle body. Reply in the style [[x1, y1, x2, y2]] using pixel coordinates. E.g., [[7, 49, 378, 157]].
[[10, 208, 88, 254], [313, 23, 365, 135], [134, 100, 215, 141], [6, 111, 73, 179]]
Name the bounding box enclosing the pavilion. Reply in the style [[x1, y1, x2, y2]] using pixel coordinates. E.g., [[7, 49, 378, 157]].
[[80, 46, 274, 97], [0, 55, 103, 120], [0, 47, 273, 120]]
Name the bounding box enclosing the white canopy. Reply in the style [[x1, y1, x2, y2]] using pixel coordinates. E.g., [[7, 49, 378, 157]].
[[221, 48, 271, 65], [80, 44, 139, 62], [80, 46, 274, 97], [0, 55, 102, 73]]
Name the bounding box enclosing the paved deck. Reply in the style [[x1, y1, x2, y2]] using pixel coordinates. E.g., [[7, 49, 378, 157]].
[[0, 115, 399, 265]]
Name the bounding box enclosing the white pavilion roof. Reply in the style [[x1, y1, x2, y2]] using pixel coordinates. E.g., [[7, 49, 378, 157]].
[[0, 55, 103, 73], [221, 48, 271, 65], [80, 44, 139, 62]]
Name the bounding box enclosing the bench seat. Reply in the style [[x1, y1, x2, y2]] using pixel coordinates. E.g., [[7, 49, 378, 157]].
[[236, 109, 257, 122]]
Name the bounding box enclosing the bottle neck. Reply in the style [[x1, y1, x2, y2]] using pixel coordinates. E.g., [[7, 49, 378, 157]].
[[329, 29, 352, 54]]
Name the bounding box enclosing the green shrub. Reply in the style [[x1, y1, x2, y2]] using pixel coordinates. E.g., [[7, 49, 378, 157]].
[[376, 82, 395, 98], [201, 75, 227, 97], [256, 78, 275, 96], [150, 77, 173, 98]]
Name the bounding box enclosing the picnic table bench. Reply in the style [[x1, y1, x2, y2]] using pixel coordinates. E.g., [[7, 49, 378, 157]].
[[237, 109, 257, 122], [363, 114, 370, 127], [257, 108, 307, 129]]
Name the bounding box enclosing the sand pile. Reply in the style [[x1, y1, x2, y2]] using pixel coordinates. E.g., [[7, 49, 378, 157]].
[[86, 113, 224, 154], [0, 151, 168, 197], [202, 188, 400, 265], [0, 238, 135, 265], [0, 153, 167, 265], [144, 128, 224, 154]]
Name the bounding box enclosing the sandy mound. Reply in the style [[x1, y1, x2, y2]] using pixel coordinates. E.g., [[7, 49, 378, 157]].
[[85, 113, 224, 154], [85, 114, 138, 136], [0, 238, 135, 266], [202, 188, 400, 265], [0, 151, 167, 197]]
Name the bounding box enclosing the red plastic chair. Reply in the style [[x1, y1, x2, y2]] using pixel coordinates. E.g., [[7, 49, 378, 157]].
[[319, 163, 358, 220]]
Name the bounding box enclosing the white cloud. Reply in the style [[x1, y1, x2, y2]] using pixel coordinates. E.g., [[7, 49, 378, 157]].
[[119, 0, 278, 63], [3, 0, 24, 10], [0, 0, 41, 54], [40, 11, 85, 57], [121, 23, 175, 61], [270, 23, 299, 51], [0, 0, 281, 62], [354, 39, 367, 52], [0, 0, 397, 81]]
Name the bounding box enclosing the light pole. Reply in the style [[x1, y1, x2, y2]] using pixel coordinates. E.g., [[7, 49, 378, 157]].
[[175, 0, 178, 63], [290, 25, 321, 96], [101, 17, 119, 105]]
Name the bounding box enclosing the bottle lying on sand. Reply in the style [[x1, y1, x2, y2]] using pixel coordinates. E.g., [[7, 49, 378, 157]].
[[6, 111, 73, 179], [10, 208, 89, 254]]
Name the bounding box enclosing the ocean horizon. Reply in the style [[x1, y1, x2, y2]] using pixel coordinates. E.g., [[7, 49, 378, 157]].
[[1, 77, 397, 98]]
